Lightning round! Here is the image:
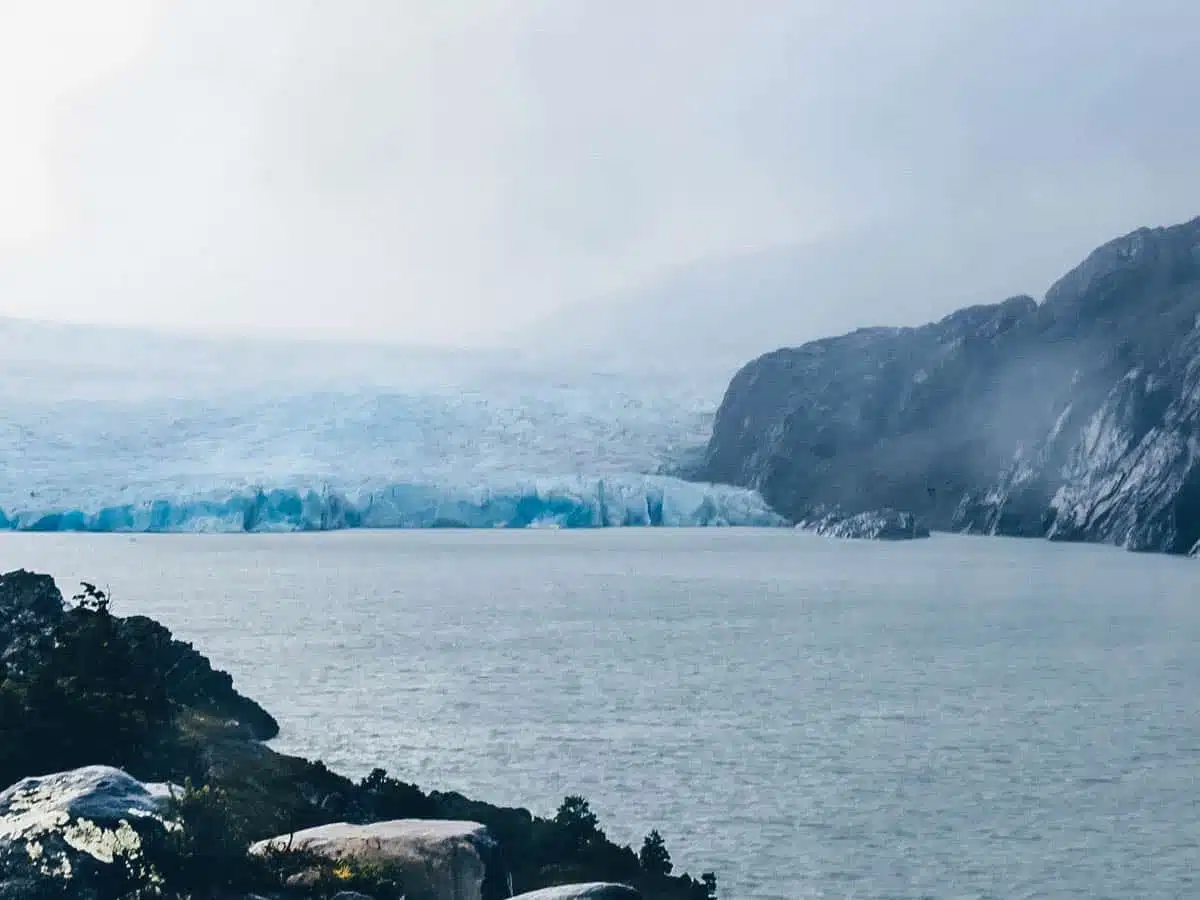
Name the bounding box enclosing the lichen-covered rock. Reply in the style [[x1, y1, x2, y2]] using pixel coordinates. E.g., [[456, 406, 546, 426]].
[[511, 885, 641, 900], [0, 766, 177, 900], [702, 214, 1200, 556], [794, 505, 930, 540], [250, 820, 508, 900]]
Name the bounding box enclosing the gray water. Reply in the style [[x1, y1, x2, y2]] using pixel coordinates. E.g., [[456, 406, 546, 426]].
[[2, 530, 1197, 899]]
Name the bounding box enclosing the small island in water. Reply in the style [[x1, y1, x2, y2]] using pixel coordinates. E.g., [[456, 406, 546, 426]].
[[0, 570, 719, 900]]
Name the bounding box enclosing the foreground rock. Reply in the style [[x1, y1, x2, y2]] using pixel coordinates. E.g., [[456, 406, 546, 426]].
[[794, 506, 929, 541], [0, 766, 174, 900], [512, 885, 642, 900], [251, 820, 508, 900], [702, 215, 1200, 556]]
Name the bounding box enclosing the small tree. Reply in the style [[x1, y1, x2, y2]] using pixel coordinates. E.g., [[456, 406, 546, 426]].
[[72, 581, 110, 614], [639, 829, 673, 877], [554, 795, 603, 857]]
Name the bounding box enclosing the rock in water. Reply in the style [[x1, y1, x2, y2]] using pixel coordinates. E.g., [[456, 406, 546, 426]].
[[794, 505, 930, 540], [511, 885, 642, 900], [0, 766, 175, 900], [250, 819, 507, 900], [702, 215, 1200, 556]]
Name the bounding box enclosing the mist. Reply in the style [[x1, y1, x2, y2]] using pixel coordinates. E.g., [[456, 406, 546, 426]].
[[1, 1, 1199, 352]]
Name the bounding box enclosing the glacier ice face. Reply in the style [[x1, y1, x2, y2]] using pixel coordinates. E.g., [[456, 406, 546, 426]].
[[0, 476, 784, 533], [0, 320, 775, 530]]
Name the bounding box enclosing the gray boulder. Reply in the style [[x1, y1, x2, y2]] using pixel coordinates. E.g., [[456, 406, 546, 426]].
[[0, 766, 176, 900], [511, 885, 641, 900], [251, 819, 508, 900]]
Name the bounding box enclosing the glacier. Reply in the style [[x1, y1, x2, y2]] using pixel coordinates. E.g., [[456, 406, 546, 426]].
[[0, 477, 783, 533], [0, 319, 781, 531]]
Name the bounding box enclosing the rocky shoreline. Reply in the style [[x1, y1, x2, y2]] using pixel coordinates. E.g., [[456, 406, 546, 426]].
[[792, 505, 930, 541], [0, 570, 719, 900]]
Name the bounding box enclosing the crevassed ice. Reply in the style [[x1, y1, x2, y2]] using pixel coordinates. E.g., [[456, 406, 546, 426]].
[[0, 476, 784, 532], [0, 326, 770, 530]]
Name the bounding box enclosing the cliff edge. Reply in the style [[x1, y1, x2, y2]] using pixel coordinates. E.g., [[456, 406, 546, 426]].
[[702, 216, 1200, 556]]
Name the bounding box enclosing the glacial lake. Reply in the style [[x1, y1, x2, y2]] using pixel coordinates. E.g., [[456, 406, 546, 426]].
[[2, 530, 1197, 899]]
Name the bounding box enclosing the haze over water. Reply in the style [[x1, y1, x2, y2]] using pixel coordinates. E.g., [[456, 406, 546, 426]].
[[4, 529, 1197, 900]]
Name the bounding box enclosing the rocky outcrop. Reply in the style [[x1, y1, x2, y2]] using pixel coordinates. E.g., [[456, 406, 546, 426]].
[[0, 570, 63, 677], [512, 885, 642, 900], [702, 215, 1200, 556], [250, 820, 508, 900], [0, 766, 175, 900], [0, 569, 278, 742], [114, 613, 280, 740], [794, 506, 930, 541]]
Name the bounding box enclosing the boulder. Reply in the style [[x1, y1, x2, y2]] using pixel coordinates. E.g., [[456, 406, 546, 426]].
[[251, 819, 508, 900], [511, 885, 641, 900], [0, 766, 176, 900]]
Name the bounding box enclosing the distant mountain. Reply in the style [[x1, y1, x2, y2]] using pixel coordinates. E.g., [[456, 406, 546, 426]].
[[529, 219, 1090, 371], [701, 215, 1200, 556]]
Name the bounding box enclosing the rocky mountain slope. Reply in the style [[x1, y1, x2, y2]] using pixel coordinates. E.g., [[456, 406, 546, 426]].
[[701, 216, 1200, 556]]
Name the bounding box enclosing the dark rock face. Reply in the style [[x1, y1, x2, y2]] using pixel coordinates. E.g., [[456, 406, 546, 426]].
[[794, 506, 930, 541], [0, 571, 63, 677], [702, 216, 1200, 556]]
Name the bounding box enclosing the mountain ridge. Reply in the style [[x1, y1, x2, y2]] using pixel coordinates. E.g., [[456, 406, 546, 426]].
[[700, 215, 1200, 556]]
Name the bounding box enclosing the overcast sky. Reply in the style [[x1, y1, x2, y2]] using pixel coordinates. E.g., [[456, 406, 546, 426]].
[[1, 1, 1199, 347]]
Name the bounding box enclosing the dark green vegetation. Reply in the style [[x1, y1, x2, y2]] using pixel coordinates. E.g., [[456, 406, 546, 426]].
[[701, 215, 1200, 556], [0, 570, 718, 899]]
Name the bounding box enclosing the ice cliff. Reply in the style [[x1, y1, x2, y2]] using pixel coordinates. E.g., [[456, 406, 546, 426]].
[[0, 479, 781, 533], [701, 215, 1200, 556], [0, 328, 782, 530]]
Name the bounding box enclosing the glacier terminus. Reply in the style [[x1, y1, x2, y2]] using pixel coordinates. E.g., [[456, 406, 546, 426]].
[[0, 323, 778, 532]]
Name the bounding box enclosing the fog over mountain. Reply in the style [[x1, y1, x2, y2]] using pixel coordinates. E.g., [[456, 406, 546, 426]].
[[2, 2, 1199, 351], [528, 210, 1119, 368]]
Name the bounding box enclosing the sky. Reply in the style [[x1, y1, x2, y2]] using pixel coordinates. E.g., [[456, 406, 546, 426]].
[[1, 0, 1199, 349]]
